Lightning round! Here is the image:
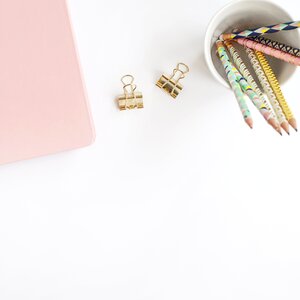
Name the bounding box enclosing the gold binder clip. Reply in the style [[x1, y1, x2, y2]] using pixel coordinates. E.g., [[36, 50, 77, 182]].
[[118, 75, 144, 111], [156, 63, 190, 99]]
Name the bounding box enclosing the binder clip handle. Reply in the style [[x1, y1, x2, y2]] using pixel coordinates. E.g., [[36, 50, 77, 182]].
[[172, 63, 190, 81], [176, 63, 190, 75], [121, 75, 136, 96], [121, 74, 135, 86]]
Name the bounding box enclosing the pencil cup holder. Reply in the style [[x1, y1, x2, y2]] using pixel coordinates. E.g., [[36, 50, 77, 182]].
[[204, 0, 300, 88]]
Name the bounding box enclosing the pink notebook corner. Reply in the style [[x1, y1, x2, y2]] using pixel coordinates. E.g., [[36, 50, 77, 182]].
[[0, 0, 95, 165]]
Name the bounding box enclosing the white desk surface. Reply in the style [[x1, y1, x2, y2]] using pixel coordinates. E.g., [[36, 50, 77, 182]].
[[1, 0, 300, 299]]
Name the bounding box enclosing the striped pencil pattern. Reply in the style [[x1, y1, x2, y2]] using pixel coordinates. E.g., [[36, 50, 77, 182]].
[[249, 36, 300, 57], [221, 21, 300, 41], [236, 38, 300, 66]]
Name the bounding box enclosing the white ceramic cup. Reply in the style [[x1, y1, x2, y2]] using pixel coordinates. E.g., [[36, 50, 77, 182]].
[[204, 0, 299, 88]]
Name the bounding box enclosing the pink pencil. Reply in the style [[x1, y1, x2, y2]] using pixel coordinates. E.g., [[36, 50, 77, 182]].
[[235, 38, 300, 66]]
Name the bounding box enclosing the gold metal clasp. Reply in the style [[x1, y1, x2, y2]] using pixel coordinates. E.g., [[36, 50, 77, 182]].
[[156, 63, 190, 99], [118, 75, 144, 110]]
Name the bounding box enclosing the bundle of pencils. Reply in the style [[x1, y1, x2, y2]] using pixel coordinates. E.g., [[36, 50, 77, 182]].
[[217, 20, 300, 135]]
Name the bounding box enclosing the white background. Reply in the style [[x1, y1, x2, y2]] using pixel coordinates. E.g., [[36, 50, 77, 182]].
[[1, 0, 300, 299]]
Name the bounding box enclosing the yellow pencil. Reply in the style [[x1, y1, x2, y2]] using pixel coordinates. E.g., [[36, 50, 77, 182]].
[[256, 51, 297, 132]]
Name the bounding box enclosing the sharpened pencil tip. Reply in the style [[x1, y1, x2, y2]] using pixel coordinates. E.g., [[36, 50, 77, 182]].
[[269, 119, 282, 136], [281, 122, 290, 135], [289, 119, 298, 132], [246, 118, 254, 130]]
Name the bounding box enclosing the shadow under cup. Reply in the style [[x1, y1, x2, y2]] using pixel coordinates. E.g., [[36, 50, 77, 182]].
[[204, 0, 300, 88]]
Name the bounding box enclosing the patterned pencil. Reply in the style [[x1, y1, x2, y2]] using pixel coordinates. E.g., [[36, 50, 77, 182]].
[[224, 41, 281, 134], [216, 41, 253, 129], [236, 38, 300, 66], [255, 51, 298, 131], [249, 36, 300, 57], [245, 47, 290, 134], [220, 20, 300, 41]]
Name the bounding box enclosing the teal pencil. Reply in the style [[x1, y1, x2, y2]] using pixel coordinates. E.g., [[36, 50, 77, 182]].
[[216, 40, 253, 129]]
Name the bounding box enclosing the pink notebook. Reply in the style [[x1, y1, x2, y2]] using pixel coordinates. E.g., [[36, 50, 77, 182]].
[[0, 0, 95, 165]]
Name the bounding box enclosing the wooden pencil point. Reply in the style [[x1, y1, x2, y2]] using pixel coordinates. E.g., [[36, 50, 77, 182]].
[[289, 118, 298, 132], [276, 127, 282, 136], [268, 118, 281, 134], [246, 118, 254, 129], [281, 122, 290, 135]]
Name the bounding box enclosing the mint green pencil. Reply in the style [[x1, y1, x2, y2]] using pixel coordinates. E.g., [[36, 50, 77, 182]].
[[216, 40, 253, 129]]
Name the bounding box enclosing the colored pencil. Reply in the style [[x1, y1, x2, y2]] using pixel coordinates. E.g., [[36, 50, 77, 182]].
[[249, 36, 300, 57], [255, 51, 298, 131], [236, 38, 300, 66], [245, 47, 290, 134], [216, 41, 253, 128], [220, 20, 300, 41], [225, 41, 281, 134]]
